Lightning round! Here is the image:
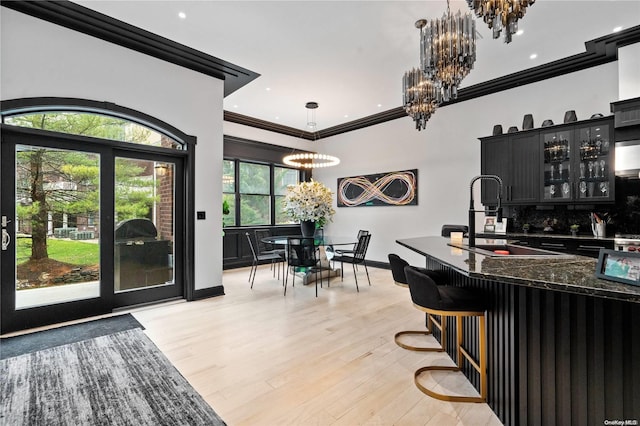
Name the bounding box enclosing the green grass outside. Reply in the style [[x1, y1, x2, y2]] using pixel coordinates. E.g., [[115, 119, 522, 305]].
[[17, 237, 99, 266]]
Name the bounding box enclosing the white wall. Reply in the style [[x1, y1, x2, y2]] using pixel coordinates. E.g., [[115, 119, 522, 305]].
[[1, 9, 224, 290], [224, 121, 316, 152], [313, 62, 619, 266], [618, 42, 640, 100]]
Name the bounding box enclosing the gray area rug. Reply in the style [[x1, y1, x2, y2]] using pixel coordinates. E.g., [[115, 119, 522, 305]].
[[0, 314, 143, 360], [0, 328, 226, 426]]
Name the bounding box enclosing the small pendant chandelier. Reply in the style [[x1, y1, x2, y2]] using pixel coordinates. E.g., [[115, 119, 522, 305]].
[[417, 0, 477, 102], [282, 102, 340, 168], [467, 0, 535, 43], [402, 68, 442, 131]]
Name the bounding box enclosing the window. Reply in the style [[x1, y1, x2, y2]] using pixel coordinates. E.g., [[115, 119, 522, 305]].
[[223, 160, 300, 227], [274, 167, 299, 224], [239, 162, 270, 226], [4, 111, 182, 149], [222, 160, 236, 227]]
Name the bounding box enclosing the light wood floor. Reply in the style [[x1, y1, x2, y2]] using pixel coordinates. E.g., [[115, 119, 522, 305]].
[[130, 265, 503, 426]]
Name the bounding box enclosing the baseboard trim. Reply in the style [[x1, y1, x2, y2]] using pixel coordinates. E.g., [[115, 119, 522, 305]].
[[192, 285, 225, 301]]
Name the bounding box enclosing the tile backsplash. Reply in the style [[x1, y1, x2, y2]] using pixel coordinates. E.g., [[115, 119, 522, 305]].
[[509, 177, 639, 235]]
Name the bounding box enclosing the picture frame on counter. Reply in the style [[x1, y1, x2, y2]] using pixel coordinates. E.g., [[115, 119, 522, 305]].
[[595, 249, 640, 286], [483, 216, 507, 234]]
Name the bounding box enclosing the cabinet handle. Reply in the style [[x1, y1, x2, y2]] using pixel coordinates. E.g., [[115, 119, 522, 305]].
[[541, 242, 567, 249], [577, 245, 605, 252]]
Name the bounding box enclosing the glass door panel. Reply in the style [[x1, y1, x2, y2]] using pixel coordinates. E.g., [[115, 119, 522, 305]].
[[577, 123, 612, 200], [114, 158, 174, 292], [14, 145, 101, 309], [542, 129, 572, 201]]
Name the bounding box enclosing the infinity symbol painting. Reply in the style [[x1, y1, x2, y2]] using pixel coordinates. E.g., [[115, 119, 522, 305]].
[[337, 169, 418, 207]]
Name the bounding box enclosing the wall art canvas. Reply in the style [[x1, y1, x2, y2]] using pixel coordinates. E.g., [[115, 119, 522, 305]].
[[337, 169, 417, 207]]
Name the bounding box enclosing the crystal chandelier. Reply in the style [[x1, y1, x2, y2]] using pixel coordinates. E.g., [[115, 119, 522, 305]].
[[417, 0, 477, 102], [467, 0, 535, 43], [402, 68, 442, 131]]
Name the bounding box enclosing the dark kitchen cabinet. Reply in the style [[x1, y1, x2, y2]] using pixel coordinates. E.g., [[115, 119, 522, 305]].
[[541, 117, 615, 203], [480, 131, 539, 205]]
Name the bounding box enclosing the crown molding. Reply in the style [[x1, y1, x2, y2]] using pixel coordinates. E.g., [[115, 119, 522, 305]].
[[1, 0, 259, 97], [3, 1, 638, 140], [223, 25, 640, 140]]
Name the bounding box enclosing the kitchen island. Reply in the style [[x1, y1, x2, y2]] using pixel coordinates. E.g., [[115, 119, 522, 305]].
[[396, 236, 639, 426]]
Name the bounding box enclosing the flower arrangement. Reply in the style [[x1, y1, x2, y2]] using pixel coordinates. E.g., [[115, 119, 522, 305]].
[[283, 179, 335, 228]]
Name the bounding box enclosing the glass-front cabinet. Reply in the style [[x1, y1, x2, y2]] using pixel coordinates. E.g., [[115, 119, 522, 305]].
[[541, 118, 614, 203]]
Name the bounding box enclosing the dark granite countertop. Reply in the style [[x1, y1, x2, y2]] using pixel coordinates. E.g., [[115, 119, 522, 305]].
[[396, 236, 640, 304], [476, 232, 615, 242]]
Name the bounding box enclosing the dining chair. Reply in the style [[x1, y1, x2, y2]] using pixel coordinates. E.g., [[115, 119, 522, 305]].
[[332, 233, 371, 292], [254, 228, 286, 279], [245, 232, 284, 289], [334, 229, 369, 256], [285, 237, 329, 297]]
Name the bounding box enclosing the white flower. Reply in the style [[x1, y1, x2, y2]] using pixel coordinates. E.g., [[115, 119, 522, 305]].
[[282, 179, 335, 227]]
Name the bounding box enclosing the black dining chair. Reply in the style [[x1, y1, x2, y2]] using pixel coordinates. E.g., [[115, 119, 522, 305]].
[[285, 237, 329, 297], [245, 232, 284, 289], [332, 233, 371, 292], [254, 229, 285, 279], [404, 265, 488, 403], [388, 253, 448, 352], [334, 229, 369, 256]]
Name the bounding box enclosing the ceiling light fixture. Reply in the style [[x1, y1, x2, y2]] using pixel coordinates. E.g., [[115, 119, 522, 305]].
[[305, 101, 318, 130], [283, 153, 341, 169], [282, 102, 340, 168], [416, 0, 477, 102], [402, 67, 442, 131], [466, 0, 535, 43]]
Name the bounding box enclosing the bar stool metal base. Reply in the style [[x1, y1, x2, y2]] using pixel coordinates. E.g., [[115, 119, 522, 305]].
[[414, 366, 485, 403], [394, 330, 445, 352], [413, 310, 487, 403]]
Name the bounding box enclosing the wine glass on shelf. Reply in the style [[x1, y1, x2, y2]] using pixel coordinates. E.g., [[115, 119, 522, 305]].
[[559, 164, 563, 180], [580, 162, 585, 178], [588, 161, 594, 178], [550, 164, 554, 181], [600, 159, 605, 177], [594, 161, 600, 178], [580, 181, 587, 195], [600, 181, 608, 196], [549, 184, 556, 197]]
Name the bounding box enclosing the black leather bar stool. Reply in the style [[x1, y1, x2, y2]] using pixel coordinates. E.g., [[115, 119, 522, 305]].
[[404, 265, 488, 403], [388, 254, 447, 352]]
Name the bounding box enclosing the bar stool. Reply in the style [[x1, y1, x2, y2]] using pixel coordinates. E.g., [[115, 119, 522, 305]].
[[404, 265, 488, 403], [388, 253, 446, 352]]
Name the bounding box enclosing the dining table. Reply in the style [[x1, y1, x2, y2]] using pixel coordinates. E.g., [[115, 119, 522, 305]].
[[261, 235, 357, 285]]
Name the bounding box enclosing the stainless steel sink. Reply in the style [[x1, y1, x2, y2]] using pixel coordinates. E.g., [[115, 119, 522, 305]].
[[449, 242, 574, 258]]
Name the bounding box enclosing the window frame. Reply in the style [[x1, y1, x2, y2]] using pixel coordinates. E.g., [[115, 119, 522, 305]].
[[223, 158, 304, 228]]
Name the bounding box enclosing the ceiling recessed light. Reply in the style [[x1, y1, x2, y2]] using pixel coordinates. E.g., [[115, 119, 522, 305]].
[[377, 104, 382, 108], [344, 114, 349, 118], [178, 12, 186, 19], [529, 53, 538, 60], [613, 26, 623, 33], [516, 30, 524, 36], [265, 87, 271, 91], [233, 105, 238, 109], [275, 116, 279, 120]]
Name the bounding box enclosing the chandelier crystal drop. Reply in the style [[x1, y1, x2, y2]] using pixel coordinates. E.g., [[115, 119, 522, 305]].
[[417, 1, 477, 102], [467, 0, 535, 43], [402, 68, 442, 131]]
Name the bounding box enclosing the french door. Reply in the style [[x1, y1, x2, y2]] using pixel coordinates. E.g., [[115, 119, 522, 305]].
[[1, 126, 185, 333]]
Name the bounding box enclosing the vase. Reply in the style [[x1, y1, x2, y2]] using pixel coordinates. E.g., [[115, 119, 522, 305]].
[[300, 220, 316, 237]]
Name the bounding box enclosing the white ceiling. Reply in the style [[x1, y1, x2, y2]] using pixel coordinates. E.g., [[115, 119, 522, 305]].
[[74, 0, 640, 132]]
